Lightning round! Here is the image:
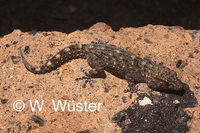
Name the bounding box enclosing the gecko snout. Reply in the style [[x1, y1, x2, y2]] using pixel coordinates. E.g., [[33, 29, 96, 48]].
[[168, 78, 184, 92]]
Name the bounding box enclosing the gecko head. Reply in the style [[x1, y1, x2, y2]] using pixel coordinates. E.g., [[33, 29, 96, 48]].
[[147, 65, 184, 92]]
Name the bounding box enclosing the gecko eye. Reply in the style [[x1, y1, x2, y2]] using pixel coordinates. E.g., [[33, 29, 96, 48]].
[[168, 80, 177, 89]]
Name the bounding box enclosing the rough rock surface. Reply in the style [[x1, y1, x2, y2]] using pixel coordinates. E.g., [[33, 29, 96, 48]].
[[0, 23, 199, 132]]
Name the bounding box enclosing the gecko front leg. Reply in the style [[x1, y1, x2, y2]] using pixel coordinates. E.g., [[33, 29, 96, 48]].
[[124, 73, 141, 98], [123, 82, 139, 99], [75, 53, 105, 88]]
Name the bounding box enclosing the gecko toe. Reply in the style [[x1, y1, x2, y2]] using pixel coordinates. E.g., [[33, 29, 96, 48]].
[[76, 67, 96, 88], [124, 85, 139, 99], [77, 77, 96, 88], [91, 39, 109, 44]]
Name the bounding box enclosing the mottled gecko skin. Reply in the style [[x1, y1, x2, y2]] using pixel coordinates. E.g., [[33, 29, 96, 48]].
[[18, 42, 184, 98]]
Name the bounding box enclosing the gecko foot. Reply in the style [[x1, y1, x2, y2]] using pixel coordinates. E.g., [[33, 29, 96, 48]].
[[75, 67, 97, 88], [144, 56, 163, 65], [124, 82, 139, 98], [91, 38, 109, 44]]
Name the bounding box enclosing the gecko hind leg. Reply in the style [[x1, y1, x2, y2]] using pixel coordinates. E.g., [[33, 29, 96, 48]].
[[144, 56, 163, 65], [75, 53, 105, 88], [75, 67, 97, 88]]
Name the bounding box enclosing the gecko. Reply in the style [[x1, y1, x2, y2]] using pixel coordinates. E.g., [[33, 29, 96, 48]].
[[18, 41, 184, 98]]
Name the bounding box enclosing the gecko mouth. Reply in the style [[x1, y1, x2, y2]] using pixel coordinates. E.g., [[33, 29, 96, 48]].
[[161, 82, 185, 95]]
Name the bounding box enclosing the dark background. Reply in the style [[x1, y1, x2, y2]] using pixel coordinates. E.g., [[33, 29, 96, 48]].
[[1, 0, 200, 37]]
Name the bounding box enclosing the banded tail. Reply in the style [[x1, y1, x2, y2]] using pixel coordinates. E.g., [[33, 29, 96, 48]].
[[18, 44, 88, 74]]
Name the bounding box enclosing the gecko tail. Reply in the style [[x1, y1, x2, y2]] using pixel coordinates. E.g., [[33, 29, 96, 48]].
[[18, 47, 46, 74], [18, 45, 88, 74]]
